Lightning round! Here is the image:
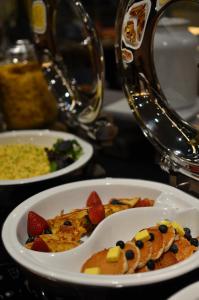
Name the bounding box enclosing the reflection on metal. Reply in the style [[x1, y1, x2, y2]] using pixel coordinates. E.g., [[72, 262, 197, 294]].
[[188, 26, 199, 35], [31, 0, 112, 141], [116, 0, 199, 193], [170, 172, 199, 198]]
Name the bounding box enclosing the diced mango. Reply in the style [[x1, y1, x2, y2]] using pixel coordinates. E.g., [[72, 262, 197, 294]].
[[171, 221, 185, 236], [106, 246, 121, 262], [84, 267, 101, 275], [135, 229, 150, 242]]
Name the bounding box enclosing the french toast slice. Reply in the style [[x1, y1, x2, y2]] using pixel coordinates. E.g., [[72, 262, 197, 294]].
[[25, 234, 80, 252], [109, 197, 140, 207]]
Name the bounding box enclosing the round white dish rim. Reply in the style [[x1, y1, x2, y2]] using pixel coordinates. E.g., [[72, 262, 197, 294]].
[[0, 129, 93, 185], [2, 178, 199, 287]]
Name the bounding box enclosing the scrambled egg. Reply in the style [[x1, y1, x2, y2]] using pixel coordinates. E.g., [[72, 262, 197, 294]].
[[0, 144, 50, 179]]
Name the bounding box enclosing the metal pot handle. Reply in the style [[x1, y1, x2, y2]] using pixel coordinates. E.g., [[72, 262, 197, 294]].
[[31, 0, 105, 132], [115, 0, 199, 181]]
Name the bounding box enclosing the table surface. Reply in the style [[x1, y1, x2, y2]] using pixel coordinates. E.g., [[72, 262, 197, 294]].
[[0, 89, 198, 300]]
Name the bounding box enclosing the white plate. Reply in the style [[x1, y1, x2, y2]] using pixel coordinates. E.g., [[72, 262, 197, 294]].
[[0, 130, 93, 185], [168, 281, 199, 300], [2, 178, 199, 288]]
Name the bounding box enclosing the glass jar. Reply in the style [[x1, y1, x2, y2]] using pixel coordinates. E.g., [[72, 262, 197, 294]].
[[0, 39, 58, 130], [0, 0, 104, 136]]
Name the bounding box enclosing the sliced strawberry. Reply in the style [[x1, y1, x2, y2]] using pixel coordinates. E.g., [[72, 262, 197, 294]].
[[31, 237, 50, 252], [134, 198, 155, 207], [27, 211, 49, 236], [88, 204, 105, 225], [86, 191, 102, 207]]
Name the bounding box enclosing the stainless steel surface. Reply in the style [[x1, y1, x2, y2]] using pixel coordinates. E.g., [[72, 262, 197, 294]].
[[115, 0, 199, 191], [32, 0, 105, 130]]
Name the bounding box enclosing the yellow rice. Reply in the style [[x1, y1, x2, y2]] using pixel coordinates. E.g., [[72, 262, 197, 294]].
[[0, 144, 50, 180]]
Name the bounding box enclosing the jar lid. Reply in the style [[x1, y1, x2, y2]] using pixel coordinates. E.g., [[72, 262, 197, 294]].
[[6, 39, 37, 63]]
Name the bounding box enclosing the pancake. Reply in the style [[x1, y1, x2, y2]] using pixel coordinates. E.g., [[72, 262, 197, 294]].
[[81, 248, 128, 275], [161, 225, 176, 252], [155, 252, 178, 270], [147, 227, 164, 260], [174, 237, 197, 262], [136, 240, 152, 269], [136, 265, 148, 273], [124, 241, 140, 273]]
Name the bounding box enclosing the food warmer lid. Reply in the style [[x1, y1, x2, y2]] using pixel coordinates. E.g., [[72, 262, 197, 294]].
[[115, 0, 199, 184], [29, 0, 117, 141]]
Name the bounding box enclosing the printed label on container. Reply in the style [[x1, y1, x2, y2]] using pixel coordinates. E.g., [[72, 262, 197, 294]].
[[122, 0, 151, 50], [122, 48, 134, 63], [32, 0, 47, 34]]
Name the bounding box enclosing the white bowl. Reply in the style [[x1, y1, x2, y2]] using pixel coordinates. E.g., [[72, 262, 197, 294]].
[[168, 281, 199, 300], [0, 130, 93, 186], [2, 178, 199, 288]]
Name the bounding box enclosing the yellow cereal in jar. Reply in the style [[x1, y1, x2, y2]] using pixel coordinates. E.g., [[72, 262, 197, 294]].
[[0, 144, 50, 179]]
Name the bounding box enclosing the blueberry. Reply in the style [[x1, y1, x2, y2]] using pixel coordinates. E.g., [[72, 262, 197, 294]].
[[184, 232, 192, 241], [125, 250, 134, 260], [64, 220, 72, 226], [116, 240, 125, 249], [190, 238, 198, 247], [44, 228, 52, 234], [135, 240, 144, 249], [149, 233, 154, 241], [147, 259, 155, 270], [184, 227, 191, 235], [159, 224, 168, 233], [170, 244, 178, 254]]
